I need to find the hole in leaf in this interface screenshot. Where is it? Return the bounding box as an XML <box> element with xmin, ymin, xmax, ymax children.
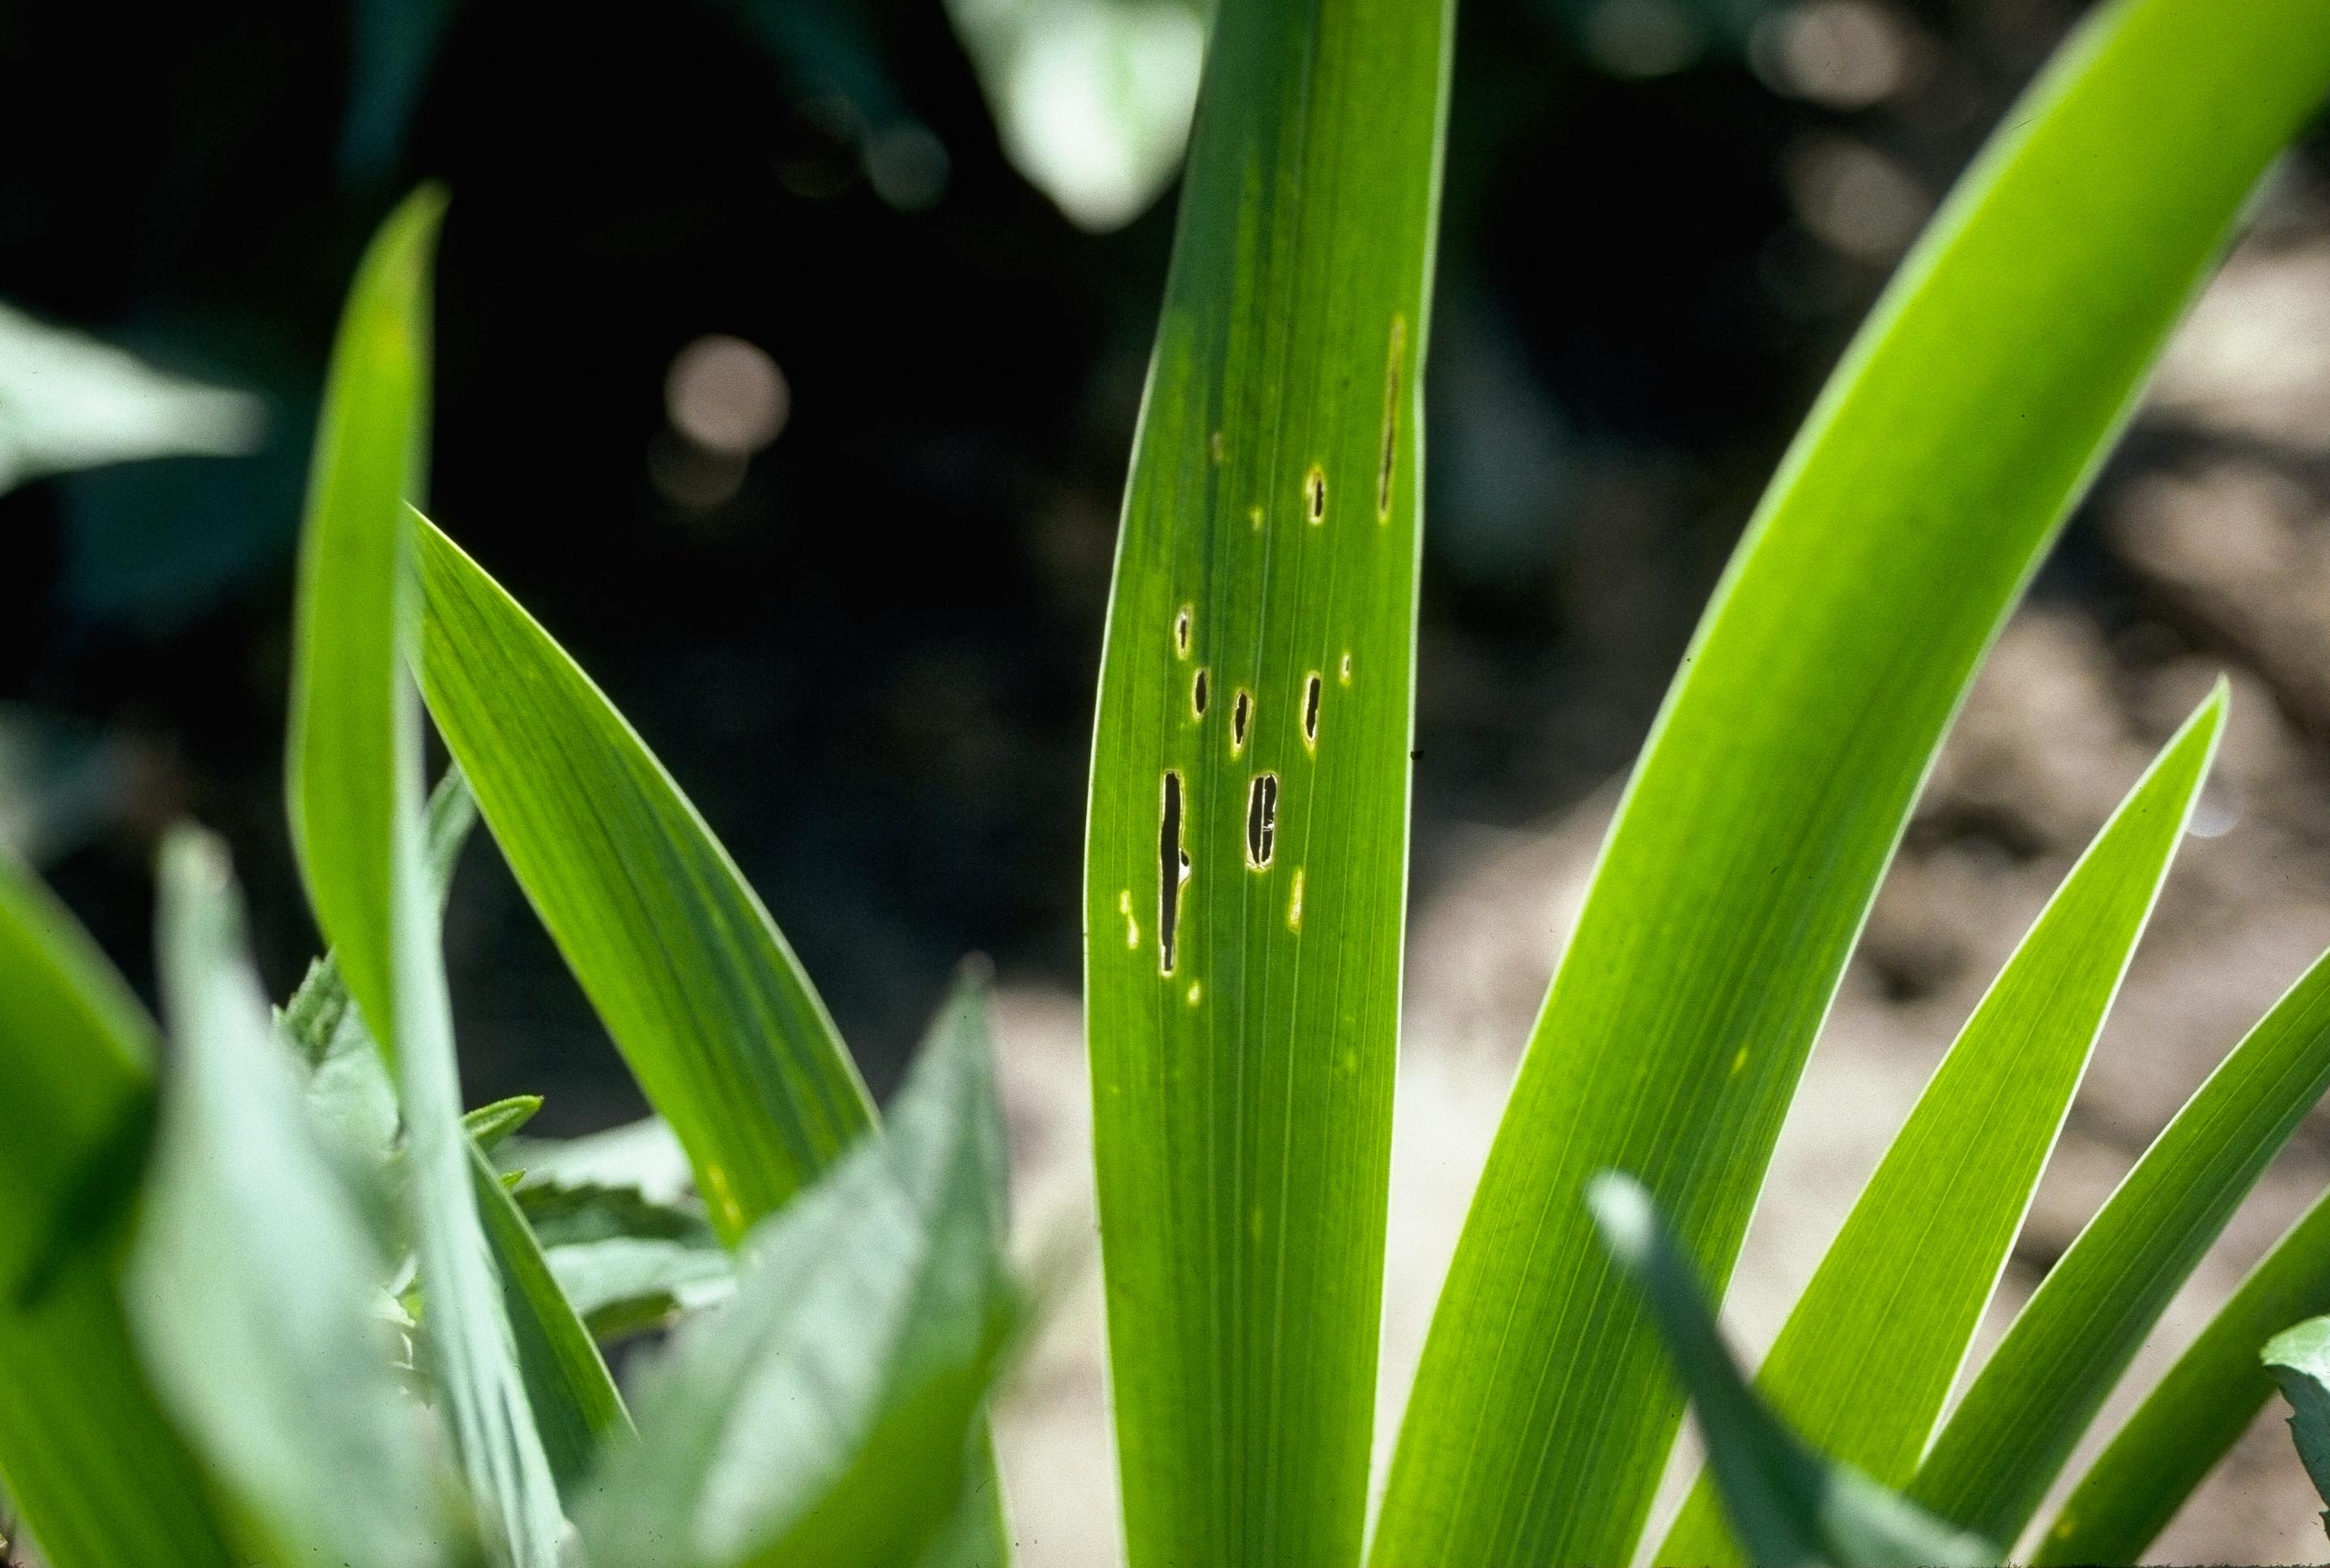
<box><xmin>1340</xmin><ymin>651</ymin><xmax>1352</xmax><ymax>685</ymax></box>
<box><xmin>1174</xmin><ymin>605</ymin><xmax>1192</xmax><ymax>658</ymax></box>
<box><xmin>1160</xmin><ymin>770</ymin><xmax>1187</xmax><ymax>974</ymax></box>
<box><xmin>1193</xmin><ymin>667</ymin><xmax>1209</xmax><ymax>718</ymax></box>
<box><xmin>1303</xmin><ymin>674</ymin><xmax>1322</xmax><ymax>749</ymax></box>
<box><xmin>1378</xmin><ymin>316</ymin><xmax>1406</xmax><ymax>521</ymax></box>
<box><xmin>1305</xmin><ymin>465</ymin><xmax>1326</xmax><ymax>525</ymax></box>
<box><xmin>1246</xmin><ymin>773</ymin><xmax>1279</xmax><ymax>868</ymax></box>
<box><xmin>1231</xmin><ymin>689</ymin><xmax>1252</xmax><ymax>754</ymax></box>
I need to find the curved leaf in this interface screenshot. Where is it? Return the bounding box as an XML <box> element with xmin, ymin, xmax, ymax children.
<box><xmin>1374</xmin><ymin>4</ymin><xmax>2330</xmax><ymax>1562</ymax></box>
<box><xmin>286</xmin><ymin>187</ymin><xmax>565</xmax><ymax>1567</ymax></box>
<box><xmin>1910</xmin><ymin>944</ymin><xmax>2330</xmax><ymax>1546</ymax></box>
<box><xmin>415</xmin><ymin>515</ymin><xmax>872</xmax><ymax>1241</ymax></box>
<box><xmin>2030</xmin><ymin>1129</ymin><xmax>2330</xmax><ymax>1562</ymax></box>
<box><xmin>1659</xmin><ymin>688</ymin><xmax>2224</xmax><ymax>1565</ymax></box>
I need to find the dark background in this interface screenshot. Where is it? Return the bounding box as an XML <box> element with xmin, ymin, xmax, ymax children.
<box><xmin>0</xmin><ymin>0</ymin><xmax>2272</xmax><ymax>1125</ymax></box>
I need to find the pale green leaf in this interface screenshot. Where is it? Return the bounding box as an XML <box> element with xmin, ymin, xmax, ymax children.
<box><xmin>0</xmin><ymin>301</ymin><xmax>264</xmax><ymax>496</ymax></box>
<box><xmin>1910</xmin><ymin>944</ymin><xmax>2330</xmax><ymax>1546</ymax></box>
<box><xmin>472</xmin><ymin>1143</ymin><xmax>632</xmax><ymax>1497</ymax></box>
<box><xmin>285</xmin><ymin>187</ymin><xmax>564</xmax><ymax>1567</ymax></box>
<box><xmin>1080</xmin><ymin>0</ymin><xmax>1450</xmax><ymax>1560</ymax></box>
<box><xmin>1659</xmin><ymin>688</ymin><xmax>2226</xmax><ymax>1566</ymax></box>
<box><xmin>415</xmin><ymin>515</ymin><xmax>872</xmax><ymax>1241</ymax></box>
<box><xmin>1588</xmin><ymin>1174</ymin><xmax>1994</xmax><ymax>1568</ymax></box>
<box><xmin>578</xmin><ymin>974</ymin><xmax>1015</xmax><ymax>1568</ymax></box>
<box><xmin>0</xmin><ymin>850</ymin><xmax>240</xmax><ymax>1568</ymax></box>
<box><xmin>2035</xmin><ymin>1182</ymin><xmax>2330</xmax><ymax>1565</ymax></box>
<box><xmin>1375</xmin><ymin>5</ymin><xmax>2330</xmax><ymax>1562</ymax></box>
<box><xmin>2264</xmin><ymin>1314</ymin><xmax>2330</xmax><ymax>1543</ymax></box>
<box><xmin>128</xmin><ymin>830</ymin><xmax>454</xmax><ymax>1568</ymax></box>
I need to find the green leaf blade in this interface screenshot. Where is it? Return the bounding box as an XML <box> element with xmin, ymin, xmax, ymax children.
<box><xmin>1374</xmin><ymin>5</ymin><xmax>2330</xmax><ymax>1562</ymax></box>
<box><xmin>130</xmin><ymin>831</ymin><xmax>453</xmax><ymax>1568</ymax></box>
<box><xmin>1080</xmin><ymin>0</ymin><xmax>1452</xmax><ymax>1561</ymax></box>
<box><xmin>579</xmin><ymin>974</ymin><xmax>1015</xmax><ymax>1568</ymax></box>
<box><xmin>1659</xmin><ymin>688</ymin><xmax>2226</xmax><ymax>1566</ymax></box>
<box><xmin>2035</xmin><ymin>1186</ymin><xmax>2330</xmax><ymax>1565</ymax></box>
<box><xmin>0</xmin><ymin>852</ymin><xmax>240</xmax><ymax>1568</ymax></box>
<box><xmin>1912</xmin><ymin>942</ymin><xmax>2330</xmax><ymax>1547</ymax></box>
<box><xmin>286</xmin><ymin>190</ymin><xmax>564</xmax><ymax>1568</ymax></box>
<box><xmin>415</xmin><ymin>515</ymin><xmax>871</xmax><ymax>1240</ymax></box>
<box><xmin>1588</xmin><ymin>1174</ymin><xmax>1995</xmax><ymax>1568</ymax></box>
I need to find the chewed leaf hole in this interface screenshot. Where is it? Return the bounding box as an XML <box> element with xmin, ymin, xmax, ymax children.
<box><xmin>1193</xmin><ymin>667</ymin><xmax>1210</xmax><ymax>718</ymax></box>
<box><xmin>1340</xmin><ymin>651</ymin><xmax>1352</xmax><ymax>685</ymax></box>
<box><xmin>1160</xmin><ymin>770</ymin><xmax>1187</xmax><ymax>974</ymax></box>
<box><xmin>1378</xmin><ymin>315</ymin><xmax>1407</xmax><ymax>521</ymax></box>
<box><xmin>1246</xmin><ymin>773</ymin><xmax>1279</xmax><ymax>868</ymax></box>
<box><xmin>1174</xmin><ymin>605</ymin><xmax>1192</xmax><ymax>658</ymax></box>
<box><xmin>1303</xmin><ymin>674</ymin><xmax>1323</xmax><ymax>749</ymax></box>
<box><xmin>1305</xmin><ymin>465</ymin><xmax>1326</xmax><ymax>525</ymax></box>
<box><xmin>1231</xmin><ymin>689</ymin><xmax>1252</xmax><ymax>754</ymax></box>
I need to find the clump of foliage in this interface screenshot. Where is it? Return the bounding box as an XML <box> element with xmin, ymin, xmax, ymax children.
<box><xmin>4</xmin><ymin>0</ymin><xmax>2330</xmax><ymax>1566</ymax></box>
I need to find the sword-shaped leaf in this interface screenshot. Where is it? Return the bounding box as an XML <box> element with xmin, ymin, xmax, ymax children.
<box><xmin>415</xmin><ymin>515</ymin><xmax>872</xmax><ymax>1242</ymax></box>
<box><xmin>1910</xmin><ymin>945</ymin><xmax>2330</xmax><ymax>1546</ymax></box>
<box><xmin>2034</xmin><ymin>1183</ymin><xmax>2330</xmax><ymax>1565</ymax></box>
<box><xmin>1659</xmin><ymin>688</ymin><xmax>2224</xmax><ymax>1566</ymax></box>
<box><xmin>1376</xmin><ymin>4</ymin><xmax>2330</xmax><ymax>1562</ymax></box>
<box><xmin>1080</xmin><ymin>0</ymin><xmax>1451</xmax><ymax>1560</ymax></box>
<box><xmin>285</xmin><ymin>186</ymin><xmax>564</xmax><ymax>1566</ymax></box>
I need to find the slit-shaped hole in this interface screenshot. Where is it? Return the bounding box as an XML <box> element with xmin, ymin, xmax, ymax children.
<box><xmin>1340</xmin><ymin>652</ymin><xmax>1352</xmax><ymax>686</ymax></box>
<box><xmin>1231</xmin><ymin>689</ymin><xmax>1252</xmax><ymax>754</ymax></box>
<box><xmin>1174</xmin><ymin>604</ymin><xmax>1192</xmax><ymax>657</ymax></box>
<box><xmin>1246</xmin><ymin>773</ymin><xmax>1279</xmax><ymax>868</ymax></box>
<box><xmin>1303</xmin><ymin>674</ymin><xmax>1323</xmax><ymax>748</ymax></box>
<box><xmin>1160</xmin><ymin>770</ymin><xmax>1186</xmax><ymax>973</ymax></box>
<box><xmin>1193</xmin><ymin>667</ymin><xmax>1210</xmax><ymax>718</ymax></box>
<box><xmin>1305</xmin><ymin>465</ymin><xmax>1326</xmax><ymax>525</ymax></box>
<box><xmin>1378</xmin><ymin>315</ymin><xmax>1407</xmax><ymax>521</ymax></box>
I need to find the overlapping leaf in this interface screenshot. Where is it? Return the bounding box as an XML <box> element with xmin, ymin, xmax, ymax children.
<box><xmin>415</xmin><ymin>516</ymin><xmax>871</xmax><ymax>1241</ymax></box>
<box><xmin>1659</xmin><ymin>688</ymin><xmax>2224</xmax><ymax>1565</ymax></box>
<box><xmin>1589</xmin><ymin>1174</ymin><xmax>1992</xmax><ymax>1568</ymax></box>
<box><xmin>581</xmin><ymin>974</ymin><xmax>1016</xmax><ymax>1568</ymax></box>
<box><xmin>2036</xmin><ymin>1182</ymin><xmax>2330</xmax><ymax>1564</ymax></box>
<box><xmin>0</xmin><ymin>850</ymin><xmax>239</xmax><ymax>1568</ymax></box>
<box><xmin>1910</xmin><ymin>943</ymin><xmax>2330</xmax><ymax>1546</ymax></box>
<box><xmin>1374</xmin><ymin>4</ymin><xmax>2330</xmax><ymax>1562</ymax></box>
<box><xmin>128</xmin><ymin>831</ymin><xmax>454</xmax><ymax>1568</ymax></box>
<box><xmin>284</xmin><ymin>186</ymin><xmax>564</xmax><ymax>1566</ymax></box>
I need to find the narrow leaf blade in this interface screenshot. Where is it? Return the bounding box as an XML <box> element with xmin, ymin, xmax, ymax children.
<box><xmin>2035</xmin><ymin>1185</ymin><xmax>2330</xmax><ymax>1565</ymax></box>
<box><xmin>1659</xmin><ymin>688</ymin><xmax>2225</xmax><ymax>1566</ymax></box>
<box><xmin>285</xmin><ymin>189</ymin><xmax>564</xmax><ymax>1567</ymax></box>
<box><xmin>415</xmin><ymin>514</ymin><xmax>872</xmax><ymax>1240</ymax></box>
<box><xmin>1588</xmin><ymin>1174</ymin><xmax>1994</xmax><ymax>1568</ymax></box>
<box><xmin>1080</xmin><ymin>0</ymin><xmax>1452</xmax><ymax>1559</ymax></box>
<box><xmin>1910</xmin><ymin>944</ymin><xmax>2330</xmax><ymax>1544</ymax></box>
<box><xmin>1375</xmin><ymin>5</ymin><xmax>2330</xmax><ymax>1562</ymax></box>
